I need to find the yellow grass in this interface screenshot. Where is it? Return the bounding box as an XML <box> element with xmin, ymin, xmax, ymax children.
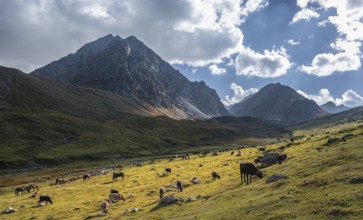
<box><xmin>1</xmin><ymin>122</ymin><xmax>363</xmax><ymax>219</ymax></box>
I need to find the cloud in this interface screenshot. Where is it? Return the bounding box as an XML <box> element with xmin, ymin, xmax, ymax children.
<box><xmin>299</xmin><ymin>51</ymin><xmax>361</xmax><ymax>76</ymax></box>
<box><xmin>297</xmin><ymin>88</ymin><xmax>363</xmax><ymax>107</ymax></box>
<box><xmin>0</xmin><ymin>0</ymin><xmax>270</xmax><ymax>72</ymax></box>
<box><xmin>290</xmin><ymin>8</ymin><xmax>320</xmax><ymax>24</ymax></box>
<box><xmin>287</xmin><ymin>39</ymin><xmax>300</xmax><ymax>45</ymax></box>
<box><xmin>235</xmin><ymin>46</ymin><xmax>291</xmax><ymax>78</ymax></box>
<box><xmin>297</xmin><ymin>88</ymin><xmax>334</xmax><ymax>105</ymax></box>
<box><xmin>295</xmin><ymin>0</ymin><xmax>363</xmax><ymax>76</ymax></box>
<box><xmin>222</xmin><ymin>83</ymin><xmax>258</xmax><ymax>106</ymax></box>
<box><xmin>209</xmin><ymin>64</ymin><xmax>226</xmax><ymax>75</ymax></box>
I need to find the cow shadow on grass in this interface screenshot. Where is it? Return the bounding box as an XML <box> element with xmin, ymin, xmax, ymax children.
<box><xmin>102</xmin><ymin>181</ymin><xmax>113</xmax><ymax>185</ymax></box>
<box><xmin>84</xmin><ymin>213</ymin><xmax>106</xmax><ymax>219</ymax></box>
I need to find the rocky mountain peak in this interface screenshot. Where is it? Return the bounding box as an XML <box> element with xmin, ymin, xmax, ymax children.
<box><xmin>320</xmin><ymin>101</ymin><xmax>349</xmax><ymax>114</ymax></box>
<box><xmin>31</xmin><ymin>34</ymin><xmax>228</xmax><ymax>119</ymax></box>
<box><xmin>229</xmin><ymin>83</ymin><xmax>327</xmax><ymax>124</ymax></box>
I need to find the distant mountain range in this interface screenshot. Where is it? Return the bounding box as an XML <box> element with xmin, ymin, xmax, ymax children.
<box><xmin>320</xmin><ymin>101</ymin><xmax>349</xmax><ymax>114</ymax></box>
<box><xmin>229</xmin><ymin>83</ymin><xmax>328</xmax><ymax>124</ymax></box>
<box><xmin>32</xmin><ymin>34</ymin><xmax>228</xmax><ymax>119</ymax></box>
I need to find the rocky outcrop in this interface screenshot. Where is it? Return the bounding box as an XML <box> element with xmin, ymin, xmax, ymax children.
<box><xmin>32</xmin><ymin>35</ymin><xmax>228</xmax><ymax>119</ymax></box>
<box><xmin>260</xmin><ymin>153</ymin><xmax>280</xmax><ymax>167</ymax></box>
<box><xmin>159</xmin><ymin>196</ymin><xmax>196</xmax><ymax>205</ymax></box>
<box><xmin>191</xmin><ymin>177</ymin><xmax>201</xmax><ymax>184</ymax></box>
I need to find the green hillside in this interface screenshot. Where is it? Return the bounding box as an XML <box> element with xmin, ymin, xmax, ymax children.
<box><xmin>0</xmin><ymin>66</ymin><xmax>284</xmax><ymax>169</ymax></box>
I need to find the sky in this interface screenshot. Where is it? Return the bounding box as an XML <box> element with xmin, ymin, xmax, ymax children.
<box><xmin>1</xmin><ymin>0</ymin><xmax>363</xmax><ymax>108</ymax></box>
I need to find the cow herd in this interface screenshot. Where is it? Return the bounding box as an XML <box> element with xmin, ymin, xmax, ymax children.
<box><xmin>12</xmin><ymin>144</ymin><xmax>289</xmax><ymax>215</ymax></box>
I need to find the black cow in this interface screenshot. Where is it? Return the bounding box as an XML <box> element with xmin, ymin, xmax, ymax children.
<box><xmin>240</xmin><ymin>163</ymin><xmax>263</xmax><ymax>184</ymax></box>
<box><xmin>176</xmin><ymin>180</ymin><xmax>183</xmax><ymax>193</ymax></box>
<box><xmin>113</xmin><ymin>172</ymin><xmax>125</xmax><ymax>181</ymax></box>
<box><xmin>165</xmin><ymin>168</ymin><xmax>172</xmax><ymax>174</ymax></box>
<box><xmin>278</xmin><ymin>154</ymin><xmax>288</xmax><ymax>164</ymax></box>
<box><xmin>111</xmin><ymin>189</ymin><xmax>119</xmax><ymax>194</ymax></box>
<box><xmin>212</xmin><ymin>171</ymin><xmax>221</xmax><ymax>181</ymax></box>
<box><xmin>83</xmin><ymin>173</ymin><xmax>91</xmax><ymax>180</ymax></box>
<box><xmin>15</xmin><ymin>186</ymin><xmax>30</xmax><ymax>196</ymax></box>
<box><xmin>39</xmin><ymin>195</ymin><xmax>53</xmax><ymax>204</ymax></box>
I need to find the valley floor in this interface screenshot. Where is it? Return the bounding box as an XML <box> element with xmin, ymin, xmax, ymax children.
<box><xmin>1</xmin><ymin>122</ymin><xmax>363</xmax><ymax>219</ymax></box>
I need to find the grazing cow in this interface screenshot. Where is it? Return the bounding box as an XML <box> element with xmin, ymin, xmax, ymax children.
<box><xmin>240</xmin><ymin>163</ymin><xmax>263</xmax><ymax>184</ymax></box>
<box><xmin>176</xmin><ymin>180</ymin><xmax>183</xmax><ymax>193</ymax></box>
<box><xmin>212</xmin><ymin>171</ymin><xmax>221</xmax><ymax>181</ymax></box>
<box><xmin>168</xmin><ymin>158</ymin><xmax>174</xmax><ymax>162</ymax></box>
<box><xmin>165</xmin><ymin>168</ymin><xmax>172</xmax><ymax>174</ymax></box>
<box><xmin>159</xmin><ymin>187</ymin><xmax>166</xmax><ymax>199</ymax></box>
<box><xmin>278</xmin><ymin>154</ymin><xmax>288</xmax><ymax>164</ymax></box>
<box><xmin>29</xmin><ymin>183</ymin><xmax>39</xmax><ymax>192</ymax></box>
<box><xmin>69</xmin><ymin>177</ymin><xmax>77</xmax><ymax>182</ymax></box>
<box><xmin>83</xmin><ymin>173</ymin><xmax>91</xmax><ymax>180</ymax></box>
<box><xmin>258</xmin><ymin>147</ymin><xmax>266</xmax><ymax>152</ymax></box>
<box><xmin>55</xmin><ymin>178</ymin><xmax>65</xmax><ymax>185</ymax></box>
<box><xmin>150</xmin><ymin>160</ymin><xmax>155</xmax><ymax>164</ymax></box>
<box><xmin>112</xmin><ymin>172</ymin><xmax>125</xmax><ymax>181</ymax></box>
<box><xmin>181</xmin><ymin>156</ymin><xmax>188</xmax><ymax>160</ymax></box>
<box><xmin>279</xmin><ymin>146</ymin><xmax>286</xmax><ymax>150</ymax></box>
<box><xmin>38</xmin><ymin>195</ymin><xmax>53</xmax><ymax>204</ymax></box>
<box><xmin>100</xmin><ymin>199</ymin><xmax>110</xmax><ymax>214</ymax></box>
<box><xmin>108</xmin><ymin>193</ymin><xmax>126</xmax><ymax>204</ymax></box>
<box><xmin>231</xmin><ymin>151</ymin><xmax>234</xmax><ymax>156</ymax></box>
<box><xmin>15</xmin><ymin>186</ymin><xmax>30</xmax><ymax>196</ymax></box>
<box><xmin>211</xmin><ymin>152</ymin><xmax>218</xmax><ymax>156</ymax></box>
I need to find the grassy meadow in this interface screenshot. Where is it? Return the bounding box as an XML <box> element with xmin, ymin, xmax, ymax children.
<box><xmin>0</xmin><ymin>122</ymin><xmax>363</xmax><ymax>220</ymax></box>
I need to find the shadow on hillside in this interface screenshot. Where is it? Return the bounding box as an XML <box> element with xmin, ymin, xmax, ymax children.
<box><xmin>84</xmin><ymin>213</ymin><xmax>106</xmax><ymax>219</ymax></box>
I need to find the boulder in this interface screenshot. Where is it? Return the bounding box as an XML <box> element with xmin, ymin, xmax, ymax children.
<box><xmin>159</xmin><ymin>196</ymin><xmax>197</xmax><ymax>205</ymax></box>
<box><xmin>2</xmin><ymin>207</ymin><xmax>16</xmax><ymax>214</ymax></box>
<box><xmin>260</xmin><ymin>153</ymin><xmax>280</xmax><ymax>167</ymax></box>
<box><xmin>191</xmin><ymin>177</ymin><xmax>201</xmax><ymax>184</ymax></box>
<box><xmin>266</xmin><ymin>174</ymin><xmax>288</xmax><ymax>183</ymax></box>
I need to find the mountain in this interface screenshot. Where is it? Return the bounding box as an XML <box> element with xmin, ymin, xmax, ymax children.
<box><xmin>31</xmin><ymin>34</ymin><xmax>228</xmax><ymax>119</ymax></box>
<box><xmin>320</xmin><ymin>101</ymin><xmax>349</xmax><ymax>114</ymax></box>
<box><xmin>229</xmin><ymin>83</ymin><xmax>328</xmax><ymax>124</ymax></box>
<box><xmin>0</xmin><ymin>66</ymin><xmax>284</xmax><ymax>169</ymax></box>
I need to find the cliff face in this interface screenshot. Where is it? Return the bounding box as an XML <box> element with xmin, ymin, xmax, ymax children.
<box><xmin>32</xmin><ymin>34</ymin><xmax>228</xmax><ymax>119</ymax></box>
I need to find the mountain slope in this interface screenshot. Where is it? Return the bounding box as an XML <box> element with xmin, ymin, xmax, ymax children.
<box><xmin>0</xmin><ymin>66</ymin><xmax>283</xmax><ymax>169</ymax></box>
<box><xmin>289</xmin><ymin>105</ymin><xmax>363</xmax><ymax>130</ymax></box>
<box><xmin>229</xmin><ymin>83</ymin><xmax>328</xmax><ymax>124</ymax></box>
<box><xmin>320</xmin><ymin>101</ymin><xmax>349</xmax><ymax>113</ymax></box>
<box><xmin>31</xmin><ymin>34</ymin><xmax>228</xmax><ymax>119</ymax></box>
